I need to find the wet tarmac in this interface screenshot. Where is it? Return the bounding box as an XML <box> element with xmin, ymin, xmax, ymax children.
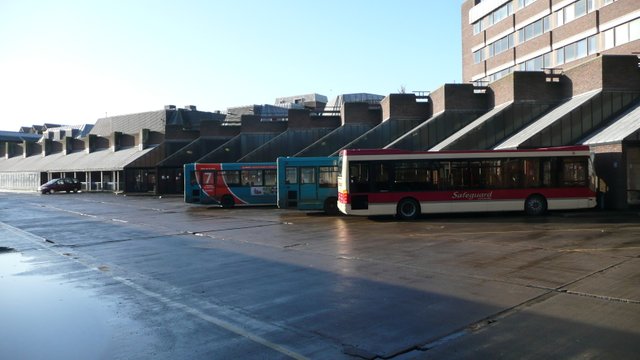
<box><xmin>1</xmin><ymin>191</ymin><xmax>639</xmax><ymax>359</ymax></box>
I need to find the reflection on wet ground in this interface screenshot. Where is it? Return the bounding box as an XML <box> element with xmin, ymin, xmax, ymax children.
<box><xmin>0</xmin><ymin>251</ymin><xmax>122</xmax><ymax>359</ymax></box>
<box><xmin>1</xmin><ymin>192</ymin><xmax>639</xmax><ymax>359</ymax></box>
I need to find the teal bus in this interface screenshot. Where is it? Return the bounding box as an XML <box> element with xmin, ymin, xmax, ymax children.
<box><xmin>276</xmin><ymin>157</ymin><xmax>340</xmax><ymax>214</ymax></box>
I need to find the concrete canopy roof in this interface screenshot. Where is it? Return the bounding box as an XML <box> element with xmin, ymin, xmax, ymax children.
<box><xmin>494</xmin><ymin>90</ymin><xmax>601</xmax><ymax>150</ymax></box>
<box><xmin>584</xmin><ymin>101</ymin><xmax>640</xmax><ymax>145</ymax></box>
<box><xmin>0</xmin><ymin>146</ymin><xmax>157</xmax><ymax>173</ymax></box>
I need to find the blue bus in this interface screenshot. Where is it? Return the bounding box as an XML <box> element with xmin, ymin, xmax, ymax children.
<box><xmin>184</xmin><ymin>162</ymin><xmax>277</xmax><ymax>207</ymax></box>
<box><xmin>276</xmin><ymin>157</ymin><xmax>340</xmax><ymax>214</ymax></box>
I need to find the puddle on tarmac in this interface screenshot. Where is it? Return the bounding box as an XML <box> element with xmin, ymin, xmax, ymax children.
<box><xmin>0</xmin><ymin>250</ymin><xmax>140</xmax><ymax>359</ymax></box>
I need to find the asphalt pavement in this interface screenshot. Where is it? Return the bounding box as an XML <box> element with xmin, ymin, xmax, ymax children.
<box><xmin>1</xmin><ymin>191</ymin><xmax>639</xmax><ymax>359</ymax></box>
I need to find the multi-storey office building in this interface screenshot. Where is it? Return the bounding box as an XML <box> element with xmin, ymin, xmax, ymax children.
<box><xmin>462</xmin><ymin>0</ymin><xmax>640</xmax><ymax>83</ymax></box>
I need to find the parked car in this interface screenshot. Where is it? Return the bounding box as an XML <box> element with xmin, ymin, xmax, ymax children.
<box><xmin>39</xmin><ymin>178</ymin><xmax>82</xmax><ymax>194</ymax></box>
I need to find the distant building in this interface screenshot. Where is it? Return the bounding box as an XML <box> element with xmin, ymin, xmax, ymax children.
<box><xmin>462</xmin><ymin>0</ymin><xmax>640</xmax><ymax>83</ymax></box>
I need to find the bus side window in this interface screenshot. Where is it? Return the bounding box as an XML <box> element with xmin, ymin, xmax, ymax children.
<box><xmin>503</xmin><ymin>159</ymin><xmax>523</xmax><ymax>188</ymax></box>
<box><xmin>221</xmin><ymin>171</ymin><xmax>240</xmax><ymax>186</ymax></box>
<box><xmin>264</xmin><ymin>169</ymin><xmax>277</xmax><ymax>186</ymax></box>
<box><xmin>542</xmin><ymin>159</ymin><xmax>557</xmax><ymax>187</ymax></box>
<box><xmin>450</xmin><ymin>161</ymin><xmax>468</xmax><ymax>189</ymax></box>
<box><xmin>285</xmin><ymin>167</ymin><xmax>297</xmax><ymax>184</ymax></box>
<box><xmin>523</xmin><ymin>159</ymin><xmax>541</xmax><ymax>187</ymax></box>
<box><xmin>469</xmin><ymin>161</ymin><xmax>482</xmax><ymax>189</ymax></box>
<box><xmin>371</xmin><ymin>162</ymin><xmax>391</xmax><ymax>192</ymax></box>
<box><xmin>319</xmin><ymin>166</ymin><xmax>338</xmax><ymax>188</ymax></box>
<box><xmin>481</xmin><ymin>160</ymin><xmax>502</xmax><ymax>189</ymax></box>
<box><xmin>350</xmin><ymin>163</ymin><xmax>369</xmax><ymax>193</ymax></box>
<box><xmin>561</xmin><ymin>158</ymin><xmax>588</xmax><ymax>187</ymax></box>
<box><xmin>300</xmin><ymin>168</ymin><xmax>315</xmax><ymax>184</ymax></box>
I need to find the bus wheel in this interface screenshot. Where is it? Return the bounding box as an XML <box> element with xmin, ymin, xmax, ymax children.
<box><xmin>323</xmin><ymin>197</ymin><xmax>339</xmax><ymax>215</ymax></box>
<box><xmin>525</xmin><ymin>195</ymin><xmax>547</xmax><ymax>216</ymax></box>
<box><xmin>397</xmin><ymin>198</ymin><xmax>420</xmax><ymax>220</ymax></box>
<box><xmin>221</xmin><ymin>195</ymin><xmax>235</xmax><ymax>208</ymax></box>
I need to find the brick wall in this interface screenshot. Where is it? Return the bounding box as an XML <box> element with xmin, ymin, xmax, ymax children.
<box><xmin>562</xmin><ymin>55</ymin><xmax>604</xmax><ymax>97</ymax></box>
<box><xmin>515</xmin><ymin>0</ymin><xmax>550</xmax><ymax>25</ymax></box>
<box><xmin>515</xmin><ymin>33</ymin><xmax>552</xmax><ymax>61</ymax></box>
<box><xmin>381</xmin><ymin>94</ymin><xmax>431</xmax><ymax>121</ymax></box>
<box><xmin>599</xmin><ymin>0</ymin><xmax>640</xmax><ymax>23</ymax></box>
<box><xmin>431</xmin><ymin>84</ymin><xmax>489</xmax><ymax>113</ymax></box>
<box><xmin>552</xmin><ymin>12</ymin><xmax>598</xmax><ymax>45</ymax></box>
<box><xmin>341</xmin><ymin>102</ymin><xmax>382</xmax><ymax>126</ymax></box>
<box><xmin>486</xmin><ymin>49</ymin><xmax>516</xmax><ymax>73</ymax></box>
<box><xmin>562</xmin><ymin>55</ymin><xmax>640</xmax><ymax>97</ymax></box>
<box><xmin>487</xmin><ymin>71</ymin><xmax>565</xmax><ymax>105</ymax></box>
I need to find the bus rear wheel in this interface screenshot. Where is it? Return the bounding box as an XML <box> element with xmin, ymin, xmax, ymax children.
<box><xmin>396</xmin><ymin>198</ymin><xmax>420</xmax><ymax>220</ymax></box>
<box><xmin>525</xmin><ymin>194</ymin><xmax>547</xmax><ymax>216</ymax></box>
<box><xmin>323</xmin><ymin>197</ymin><xmax>339</xmax><ymax>215</ymax></box>
<box><xmin>220</xmin><ymin>195</ymin><xmax>235</xmax><ymax>208</ymax></box>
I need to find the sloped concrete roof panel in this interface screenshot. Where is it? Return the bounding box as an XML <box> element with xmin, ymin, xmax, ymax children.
<box><xmin>584</xmin><ymin>102</ymin><xmax>640</xmax><ymax>145</ymax></box>
<box><xmin>494</xmin><ymin>90</ymin><xmax>601</xmax><ymax>150</ymax></box>
<box><xmin>430</xmin><ymin>103</ymin><xmax>511</xmax><ymax>151</ymax></box>
<box><xmin>0</xmin><ymin>146</ymin><xmax>157</xmax><ymax>173</ymax></box>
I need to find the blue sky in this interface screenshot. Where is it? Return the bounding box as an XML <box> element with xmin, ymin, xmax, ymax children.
<box><xmin>0</xmin><ymin>1</ymin><xmax>462</xmax><ymax>131</ymax></box>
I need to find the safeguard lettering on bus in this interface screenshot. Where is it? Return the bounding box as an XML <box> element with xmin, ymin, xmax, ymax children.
<box><xmin>451</xmin><ymin>191</ymin><xmax>493</xmax><ymax>201</ymax></box>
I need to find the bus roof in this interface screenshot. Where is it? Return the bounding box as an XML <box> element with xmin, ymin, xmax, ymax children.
<box><xmin>339</xmin><ymin>146</ymin><xmax>590</xmax><ymax>158</ymax></box>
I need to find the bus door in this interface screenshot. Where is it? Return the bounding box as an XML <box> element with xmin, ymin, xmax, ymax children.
<box><xmin>299</xmin><ymin>167</ymin><xmax>318</xmax><ymax>206</ymax></box>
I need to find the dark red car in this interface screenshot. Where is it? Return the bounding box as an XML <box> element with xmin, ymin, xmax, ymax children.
<box><xmin>39</xmin><ymin>178</ymin><xmax>82</xmax><ymax>194</ymax></box>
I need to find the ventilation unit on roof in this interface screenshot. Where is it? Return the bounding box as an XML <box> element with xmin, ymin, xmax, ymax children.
<box><xmin>165</xmin><ymin>105</ymin><xmax>176</xmax><ymax>110</ymax></box>
<box><xmin>544</xmin><ymin>68</ymin><xmax>563</xmax><ymax>83</ymax></box>
<box><xmin>184</xmin><ymin>105</ymin><xmax>197</xmax><ymax>111</ymax></box>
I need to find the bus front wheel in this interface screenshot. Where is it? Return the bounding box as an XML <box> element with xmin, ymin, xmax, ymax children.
<box><xmin>525</xmin><ymin>194</ymin><xmax>547</xmax><ymax>216</ymax></box>
<box><xmin>396</xmin><ymin>198</ymin><xmax>420</xmax><ymax>220</ymax></box>
<box><xmin>220</xmin><ymin>195</ymin><xmax>235</xmax><ymax>208</ymax></box>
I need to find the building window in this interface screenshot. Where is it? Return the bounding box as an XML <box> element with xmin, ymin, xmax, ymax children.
<box><xmin>474</xmin><ymin>48</ymin><xmax>485</xmax><ymax>64</ymax></box>
<box><xmin>557</xmin><ymin>10</ymin><xmax>564</xmax><ymax>27</ymax></box>
<box><xmin>556</xmin><ymin>47</ymin><xmax>565</xmax><ymax>64</ymax></box>
<box><xmin>488</xmin><ymin>33</ymin><xmax>514</xmax><ymax>57</ymax></box>
<box><xmin>555</xmin><ymin>35</ymin><xmax>597</xmax><ymax>66</ymax></box>
<box><xmin>631</xmin><ymin>18</ymin><xmax>640</xmax><ymax>42</ymax></box>
<box><xmin>487</xmin><ymin>66</ymin><xmax>515</xmax><ymax>82</ymax></box>
<box><xmin>518</xmin><ymin>0</ymin><xmax>536</xmax><ymax>9</ymax></box>
<box><xmin>520</xmin><ymin>54</ymin><xmax>547</xmax><ymax>71</ymax></box>
<box><xmin>615</xmin><ymin>23</ymin><xmax>630</xmax><ymax>45</ymax></box>
<box><xmin>602</xmin><ymin>18</ymin><xmax>640</xmax><ymax>50</ymax></box>
<box><xmin>518</xmin><ymin>16</ymin><xmax>551</xmax><ymax>44</ymax></box>
<box><xmin>575</xmin><ymin>0</ymin><xmax>587</xmax><ymax>18</ymax></box>
<box><xmin>491</xmin><ymin>2</ymin><xmax>513</xmax><ymax>25</ymax></box>
<box><xmin>588</xmin><ymin>35</ymin><xmax>598</xmax><ymax>54</ymax></box>
<box><xmin>473</xmin><ymin>21</ymin><xmax>484</xmax><ymax>35</ymax></box>
<box><xmin>604</xmin><ymin>28</ymin><xmax>615</xmax><ymax>50</ymax></box>
<box><xmin>556</xmin><ymin>0</ymin><xmax>595</xmax><ymax>27</ymax></box>
<box><xmin>477</xmin><ymin>2</ymin><xmax>514</xmax><ymax>33</ymax></box>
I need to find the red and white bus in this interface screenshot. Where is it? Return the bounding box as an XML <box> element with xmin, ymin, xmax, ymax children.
<box><xmin>337</xmin><ymin>146</ymin><xmax>597</xmax><ymax>219</ymax></box>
